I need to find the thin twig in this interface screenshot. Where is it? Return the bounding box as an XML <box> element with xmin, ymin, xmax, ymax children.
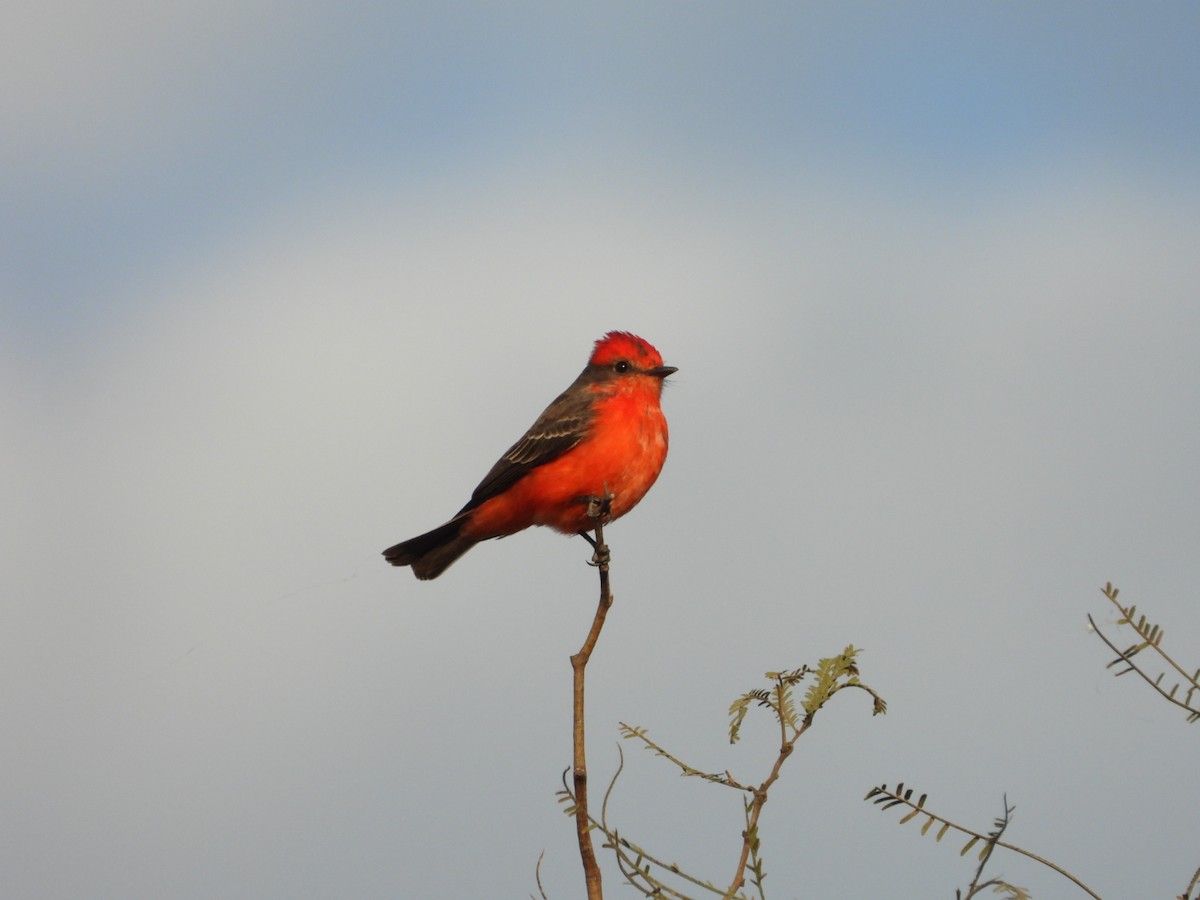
<box><xmin>560</xmin><ymin>764</ymin><xmax>733</xmax><ymax>898</ymax></box>
<box><xmin>961</xmin><ymin>796</ymin><xmax>1012</xmax><ymax>898</ymax></box>
<box><xmin>1088</xmin><ymin>614</ymin><xmax>1200</xmax><ymax>719</ymax></box>
<box><xmin>1179</xmin><ymin>863</ymin><xmax>1200</xmax><ymax>900</ymax></box>
<box><xmin>868</xmin><ymin>785</ymin><xmax>1101</xmax><ymax>899</ymax></box>
<box><xmin>618</xmin><ymin>723</ymin><xmax>752</xmax><ymax>790</ymax></box>
<box><xmin>571</xmin><ymin>494</ymin><xmax>614</xmax><ymax>900</ymax></box>
<box><xmin>600</xmin><ymin>747</ymin><xmax>727</xmax><ymax>897</ymax></box>
<box><xmin>723</xmin><ymin>675</ymin><xmax>814</xmax><ymax>899</ymax></box>
<box><xmin>1099</xmin><ymin>583</ymin><xmax>1199</xmax><ymax>690</ymax></box>
<box><xmin>533</xmin><ymin>850</ymin><xmax>549</xmax><ymax>900</ymax></box>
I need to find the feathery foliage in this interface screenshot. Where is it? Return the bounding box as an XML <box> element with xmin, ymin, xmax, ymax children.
<box><xmin>545</xmin><ymin>581</ymin><xmax>1198</xmax><ymax>897</ymax></box>
<box><xmin>865</xmin><ymin>783</ymin><xmax>1098</xmax><ymax>899</ymax></box>
<box><xmin>728</xmin><ymin>648</ymin><xmax>886</xmax><ymax>745</ymax></box>
<box><xmin>552</xmin><ymin>648</ymin><xmax>885</xmax><ymax>899</ymax></box>
<box><xmin>1088</xmin><ymin>582</ymin><xmax>1200</xmax><ymax>723</ymax></box>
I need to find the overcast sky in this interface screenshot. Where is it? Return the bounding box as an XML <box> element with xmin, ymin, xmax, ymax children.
<box><xmin>5</xmin><ymin>4</ymin><xmax>1200</xmax><ymax>898</ymax></box>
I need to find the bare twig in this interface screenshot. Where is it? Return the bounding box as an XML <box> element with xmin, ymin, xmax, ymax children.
<box><xmin>600</xmin><ymin>747</ymin><xmax>728</xmax><ymax>898</ymax></box>
<box><xmin>1179</xmin><ymin>863</ymin><xmax>1200</xmax><ymax>900</ymax></box>
<box><xmin>532</xmin><ymin>850</ymin><xmax>549</xmax><ymax>900</ymax></box>
<box><xmin>618</xmin><ymin>723</ymin><xmax>752</xmax><ymax>791</ymax></box>
<box><xmin>560</xmin><ymin>763</ymin><xmax>734</xmax><ymax>898</ymax></box>
<box><xmin>571</xmin><ymin>493</ymin><xmax>615</xmax><ymax>900</ymax></box>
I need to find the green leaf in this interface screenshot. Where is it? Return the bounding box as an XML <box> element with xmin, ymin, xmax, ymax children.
<box><xmin>728</xmin><ymin>696</ymin><xmax>752</xmax><ymax>744</ymax></box>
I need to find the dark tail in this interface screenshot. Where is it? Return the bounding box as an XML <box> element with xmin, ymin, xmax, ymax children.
<box><xmin>383</xmin><ymin>517</ymin><xmax>477</xmax><ymax>580</ymax></box>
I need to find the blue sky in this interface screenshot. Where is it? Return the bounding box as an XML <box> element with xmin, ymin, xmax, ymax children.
<box><xmin>5</xmin><ymin>4</ymin><xmax>1200</xmax><ymax>898</ymax></box>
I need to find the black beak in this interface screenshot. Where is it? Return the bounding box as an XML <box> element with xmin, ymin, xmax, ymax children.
<box><xmin>648</xmin><ymin>365</ymin><xmax>678</xmax><ymax>379</ymax></box>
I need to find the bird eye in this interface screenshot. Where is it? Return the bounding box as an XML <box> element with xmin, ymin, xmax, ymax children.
<box><xmin>614</xmin><ymin>360</ymin><xmax>631</xmax><ymax>373</ymax></box>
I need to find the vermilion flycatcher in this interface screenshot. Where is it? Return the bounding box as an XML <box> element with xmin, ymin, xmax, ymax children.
<box><xmin>383</xmin><ymin>331</ymin><xmax>676</xmax><ymax>579</ymax></box>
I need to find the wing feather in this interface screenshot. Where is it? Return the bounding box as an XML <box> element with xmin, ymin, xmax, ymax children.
<box><xmin>458</xmin><ymin>379</ymin><xmax>596</xmax><ymax>513</ymax></box>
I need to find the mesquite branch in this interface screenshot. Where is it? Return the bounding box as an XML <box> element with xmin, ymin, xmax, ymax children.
<box><xmin>571</xmin><ymin>493</ymin><xmax>615</xmax><ymax>900</ymax></box>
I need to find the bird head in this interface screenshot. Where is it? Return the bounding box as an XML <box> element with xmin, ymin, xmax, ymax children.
<box><xmin>588</xmin><ymin>331</ymin><xmax>678</xmax><ymax>380</ymax></box>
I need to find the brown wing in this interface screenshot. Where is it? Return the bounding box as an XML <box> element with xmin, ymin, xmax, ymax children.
<box><xmin>457</xmin><ymin>376</ymin><xmax>596</xmax><ymax>514</ymax></box>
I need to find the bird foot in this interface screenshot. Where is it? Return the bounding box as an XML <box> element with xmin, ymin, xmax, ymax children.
<box><xmin>584</xmin><ymin>492</ymin><xmax>613</xmax><ymax>521</ymax></box>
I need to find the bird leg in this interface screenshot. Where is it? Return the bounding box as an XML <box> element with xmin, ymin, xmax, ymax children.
<box><xmin>578</xmin><ymin>528</ymin><xmax>611</xmax><ymax>567</ymax></box>
<box><xmin>580</xmin><ymin>492</ymin><xmax>614</xmax><ymax>567</ymax></box>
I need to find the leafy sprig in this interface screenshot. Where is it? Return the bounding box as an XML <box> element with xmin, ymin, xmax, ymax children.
<box><xmin>865</xmin><ymin>783</ymin><xmax>1099</xmax><ymax>899</ymax></box>
<box><xmin>552</xmin><ymin>648</ymin><xmax>884</xmax><ymax>899</ymax></box>
<box><xmin>1089</xmin><ymin>583</ymin><xmax>1200</xmax><ymax>723</ymax></box>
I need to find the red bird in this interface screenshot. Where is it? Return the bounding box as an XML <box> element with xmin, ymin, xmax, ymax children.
<box><xmin>384</xmin><ymin>331</ymin><xmax>677</xmax><ymax>579</ymax></box>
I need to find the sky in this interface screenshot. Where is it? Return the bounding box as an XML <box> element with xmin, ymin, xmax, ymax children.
<box><xmin>5</xmin><ymin>3</ymin><xmax>1200</xmax><ymax>898</ymax></box>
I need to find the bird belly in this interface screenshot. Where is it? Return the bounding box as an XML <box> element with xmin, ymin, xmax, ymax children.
<box><xmin>464</xmin><ymin>402</ymin><xmax>669</xmax><ymax>538</ymax></box>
